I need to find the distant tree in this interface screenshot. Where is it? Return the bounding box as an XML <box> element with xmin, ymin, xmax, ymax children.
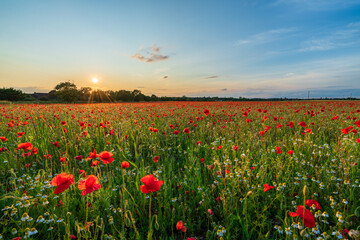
<box><xmin>117</xmin><ymin>90</ymin><xmax>133</xmax><ymax>102</ymax></box>
<box><xmin>0</xmin><ymin>87</ymin><xmax>26</xmax><ymax>101</ymax></box>
<box><xmin>150</xmin><ymin>94</ymin><xmax>159</xmax><ymax>101</ymax></box>
<box><xmin>54</xmin><ymin>81</ymin><xmax>79</xmax><ymax>103</ymax></box>
<box><xmin>79</xmin><ymin>87</ymin><xmax>92</xmax><ymax>101</ymax></box>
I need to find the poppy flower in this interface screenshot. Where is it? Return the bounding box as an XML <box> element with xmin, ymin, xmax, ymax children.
<box><xmin>74</xmin><ymin>155</ymin><xmax>83</xmax><ymax>161</ymax></box>
<box><xmin>140</xmin><ymin>174</ymin><xmax>163</xmax><ymax>194</ymax></box>
<box><xmin>275</xmin><ymin>146</ymin><xmax>282</xmax><ymax>154</ymax></box>
<box><xmin>289</xmin><ymin>205</ymin><xmax>316</xmax><ymax>228</ymax></box>
<box><xmin>98</xmin><ymin>151</ymin><xmax>114</xmax><ymax>164</ymax></box>
<box><xmin>17</xmin><ymin>132</ymin><xmax>25</xmax><ymax>138</ymax></box>
<box><xmin>176</xmin><ymin>220</ymin><xmax>186</xmax><ymax>232</ymax></box>
<box><xmin>0</xmin><ymin>136</ymin><xmax>8</xmax><ymax>142</ymax></box>
<box><xmin>183</xmin><ymin>128</ymin><xmax>190</xmax><ymax>134</ymax></box>
<box><xmin>121</xmin><ymin>161</ymin><xmax>130</xmax><ymax>168</ymax></box>
<box><xmin>299</xmin><ymin>122</ymin><xmax>307</xmax><ymax>127</ymax></box>
<box><xmin>32</xmin><ymin>147</ymin><xmax>37</xmax><ymax>155</ymax></box>
<box><xmin>16</xmin><ymin>142</ymin><xmax>33</xmax><ymax>151</ymax></box>
<box><xmin>204</xmin><ymin>109</ymin><xmax>210</xmax><ymax>116</ymax></box>
<box><xmin>86</xmin><ymin>149</ymin><xmax>98</xmax><ymax>161</ymax></box>
<box><xmin>153</xmin><ymin>156</ymin><xmax>160</xmax><ymax>163</ymax></box>
<box><xmin>51</xmin><ymin>172</ymin><xmax>74</xmax><ymax>194</ymax></box>
<box><xmin>78</xmin><ymin>175</ymin><xmax>101</xmax><ymax>196</ymax></box>
<box><xmin>51</xmin><ymin>141</ymin><xmax>60</xmax><ymax>147</ymax></box>
<box><xmin>288</xmin><ymin>150</ymin><xmax>294</xmax><ymax>155</ymax></box>
<box><xmin>1</xmin><ymin>147</ymin><xmax>9</xmax><ymax>152</ymax></box>
<box><xmin>305</xmin><ymin>199</ymin><xmax>321</xmax><ymax>210</ymax></box>
<box><xmin>263</xmin><ymin>183</ymin><xmax>275</xmax><ymax>192</ymax></box>
<box><xmin>91</xmin><ymin>160</ymin><xmax>100</xmax><ymax>167</ymax></box>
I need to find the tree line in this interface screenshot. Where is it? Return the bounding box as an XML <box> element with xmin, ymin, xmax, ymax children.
<box><xmin>1</xmin><ymin>81</ymin><xmax>358</xmax><ymax>102</ymax></box>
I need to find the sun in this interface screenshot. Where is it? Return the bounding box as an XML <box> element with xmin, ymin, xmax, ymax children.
<box><xmin>92</xmin><ymin>78</ymin><xmax>98</xmax><ymax>83</ymax></box>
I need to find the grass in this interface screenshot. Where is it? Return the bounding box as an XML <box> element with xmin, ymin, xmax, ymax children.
<box><xmin>0</xmin><ymin>101</ymin><xmax>359</xmax><ymax>239</ymax></box>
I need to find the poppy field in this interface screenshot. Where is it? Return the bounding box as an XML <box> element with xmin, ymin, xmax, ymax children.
<box><xmin>1</xmin><ymin>101</ymin><xmax>360</xmax><ymax>239</ymax></box>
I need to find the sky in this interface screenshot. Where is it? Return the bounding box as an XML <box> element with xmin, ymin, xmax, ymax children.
<box><xmin>0</xmin><ymin>0</ymin><xmax>360</xmax><ymax>98</ymax></box>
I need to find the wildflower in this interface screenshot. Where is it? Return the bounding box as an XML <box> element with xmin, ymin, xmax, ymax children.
<box><xmin>78</xmin><ymin>175</ymin><xmax>101</xmax><ymax>195</ymax></box>
<box><xmin>153</xmin><ymin>156</ymin><xmax>160</xmax><ymax>163</ymax></box>
<box><xmin>121</xmin><ymin>161</ymin><xmax>130</xmax><ymax>168</ymax></box>
<box><xmin>51</xmin><ymin>172</ymin><xmax>74</xmax><ymax>194</ymax></box>
<box><xmin>204</xmin><ymin>109</ymin><xmax>210</xmax><ymax>116</ymax></box>
<box><xmin>98</xmin><ymin>151</ymin><xmax>114</xmax><ymax>164</ymax></box>
<box><xmin>21</xmin><ymin>213</ymin><xmax>29</xmax><ymax>221</ymax></box>
<box><xmin>86</xmin><ymin>149</ymin><xmax>98</xmax><ymax>161</ymax></box>
<box><xmin>176</xmin><ymin>220</ymin><xmax>186</xmax><ymax>232</ymax></box>
<box><xmin>305</xmin><ymin>199</ymin><xmax>321</xmax><ymax>210</ymax></box>
<box><xmin>263</xmin><ymin>183</ymin><xmax>275</xmax><ymax>192</ymax></box>
<box><xmin>140</xmin><ymin>175</ymin><xmax>163</xmax><ymax>193</ymax></box>
<box><xmin>289</xmin><ymin>205</ymin><xmax>316</xmax><ymax>228</ymax></box>
<box><xmin>16</xmin><ymin>142</ymin><xmax>33</xmax><ymax>151</ymax></box>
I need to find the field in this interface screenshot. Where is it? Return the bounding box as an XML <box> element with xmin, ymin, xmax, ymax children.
<box><xmin>1</xmin><ymin>101</ymin><xmax>359</xmax><ymax>240</ymax></box>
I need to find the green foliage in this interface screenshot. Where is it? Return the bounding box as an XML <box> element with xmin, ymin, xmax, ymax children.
<box><xmin>53</xmin><ymin>81</ymin><xmax>79</xmax><ymax>103</ymax></box>
<box><xmin>0</xmin><ymin>87</ymin><xmax>26</xmax><ymax>101</ymax></box>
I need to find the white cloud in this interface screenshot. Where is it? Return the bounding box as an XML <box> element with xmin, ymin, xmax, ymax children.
<box><xmin>236</xmin><ymin>27</ymin><xmax>298</xmax><ymax>46</ymax></box>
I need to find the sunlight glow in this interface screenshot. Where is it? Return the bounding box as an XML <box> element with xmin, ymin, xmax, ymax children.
<box><xmin>92</xmin><ymin>78</ymin><xmax>98</xmax><ymax>83</ymax></box>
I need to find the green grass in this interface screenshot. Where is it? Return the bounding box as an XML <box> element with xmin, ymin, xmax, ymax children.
<box><xmin>0</xmin><ymin>101</ymin><xmax>359</xmax><ymax>239</ymax></box>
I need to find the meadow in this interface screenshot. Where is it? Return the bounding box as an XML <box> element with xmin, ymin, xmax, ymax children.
<box><xmin>0</xmin><ymin>101</ymin><xmax>359</xmax><ymax>240</ymax></box>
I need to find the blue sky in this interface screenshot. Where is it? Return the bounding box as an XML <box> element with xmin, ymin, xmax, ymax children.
<box><xmin>0</xmin><ymin>0</ymin><xmax>360</xmax><ymax>98</ymax></box>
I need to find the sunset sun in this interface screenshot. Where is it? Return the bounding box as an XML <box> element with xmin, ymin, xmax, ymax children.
<box><xmin>92</xmin><ymin>78</ymin><xmax>98</xmax><ymax>83</ymax></box>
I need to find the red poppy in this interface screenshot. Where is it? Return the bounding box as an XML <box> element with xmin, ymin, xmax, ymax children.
<box><xmin>288</xmin><ymin>150</ymin><xmax>294</xmax><ymax>155</ymax></box>
<box><xmin>140</xmin><ymin>174</ymin><xmax>163</xmax><ymax>193</ymax></box>
<box><xmin>32</xmin><ymin>147</ymin><xmax>37</xmax><ymax>156</ymax></box>
<box><xmin>51</xmin><ymin>172</ymin><xmax>74</xmax><ymax>194</ymax></box>
<box><xmin>289</xmin><ymin>205</ymin><xmax>316</xmax><ymax>228</ymax></box>
<box><xmin>78</xmin><ymin>175</ymin><xmax>101</xmax><ymax>196</ymax></box>
<box><xmin>357</xmin><ymin>139</ymin><xmax>360</xmax><ymax>144</ymax></box>
<box><xmin>0</xmin><ymin>136</ymin><xmax>8</xmax><ymax>142</ymax></box>
<box><xmin>51</xmin><ymin>141</ymin><xmax>60</xmax><ymax>147</ymax></box>
<box><xmin>91</xmin><ymin>160</ymin><xmax>100</xmax><ymax>167</ymax></box>
<box><xmin>233</xmin><ymin>145</ymin><xmax>239</xmax><ymax>151</ymax></box>
<box><xmin>121</xmin><ymin>161</ymin><xmax>130</xmax><ymax>168</ymax></box>
<box><xmin>98</xmin><ymin>151</ymin><xmax>114</xmax><ymax>164</ymax></box>
<box><xmin>204</xmin><ymin>109</ymin><xmax>210</xmax><ymax>116</ymax></box>
<box><xmin>275</xmin><ymin>146</ymin><xmax>281</xmax><ymax>154</ymax></box>
<box><xmin>299</xmin><ymin>122</ymin><xmax>307</xmax><ymax>127</ymax></box>
<box><xmin>74</xmin><ymin>155</ymin><xmax>83</xmax><ymax>161</ymax></box>
<box><xmin>16</xmin><ymin>142</ymin><xmax>33</xmax><ymax>151</ymax></box>
<box><xmin>0</xmin><ymin>147</ymin><xmax>8</xmax><ymax>152</ymax></box>
<box><xmin>305</xmin><ymin>199</ymin><xmax>321</xmax><ymax>210</ymax></box>
<box><xmin>304</xmin><ymin>128</ymin><xmax>312</xmax><ymax>134</ymax></box>
<box><xmin>263</xmin><ymin>183</ymin><xmax>275</xmax><ymax>192</ymax></box>
<box><xmin>176</xmin><ymin>220</ymin><xmax>186</xmax><ymax>232</ymax></box>
<box><xmin>17</xmin><ymin>132</ymin><xmax>25</xmax><ymax>138</ymax></box>
<box><xmin>183</xmin><ymin>128</ymin><xmax>190</xmax><ymax>134</ymax></box>
<box><xmin>153</xmin><ymin>156</ymin><xmax>160</xmax><ymax>162</ymax></box>
<box><xmin>86</xmin><ymin>149</ymin><xmax>98</xmax><ymax>161</ymax></box>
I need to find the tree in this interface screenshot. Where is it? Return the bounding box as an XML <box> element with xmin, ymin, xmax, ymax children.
<box><xmin>54</xmin><ymin>81</ymin><xmax>79</xmax><ymax>103</ymax></box>
<box><xmin>0</xmin><ymin>87</ymin><xmax>26</xmax><ymax>101</ymax></box>
<box><xmin>79</xmin><ymin>87</ymin><xmax>92</xmax><ymax>101</ymax></box>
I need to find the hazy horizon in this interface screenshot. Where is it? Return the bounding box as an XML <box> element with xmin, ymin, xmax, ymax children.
<box><xmin>1</xmin><ymin>0</ymin><xmax>360</xmax><ymax>98</ymax></box>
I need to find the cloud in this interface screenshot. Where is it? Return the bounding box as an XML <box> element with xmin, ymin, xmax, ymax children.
<box><xmin>298</xmin><ymin>23</ymin><xmax>360</xmax><ymax>52</ymax></box>
<box><xmin>236</xmin><ymin>27</ymin><xmax>298</xmax><ymax>45</ymax></box>
<box><xmin>132</xmin><ymin>45</ymin><xmax>169</xmax><ymax>63</ymax></box>
<box><xmin>204</xmin><ymin>75</ymin><xmax>219</xmax><ymax>79</ymax></box>
<box><xmin>13</xmin><ymin>86</ymin><xmax>50</xmax><ymax>93</ymax></box>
